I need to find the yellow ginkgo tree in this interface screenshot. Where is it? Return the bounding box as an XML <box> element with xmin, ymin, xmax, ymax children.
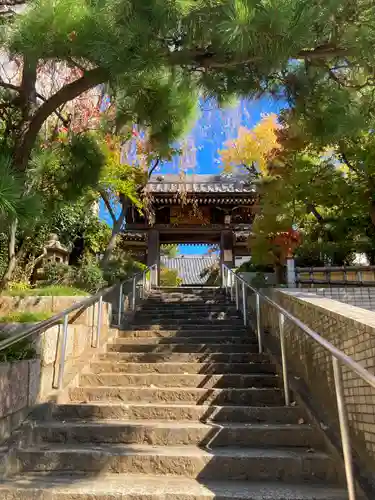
<box><xmin>220</xmin><ymin>114</ymin><xmax>281</xmax><ymax>177</ymax></box>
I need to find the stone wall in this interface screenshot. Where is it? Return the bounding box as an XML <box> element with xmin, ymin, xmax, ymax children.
<box><xmin>0</xmin><ymin>360</ymin><xmax>40</xmax><ymax>445</ymax></box>
<box><xmin>0</xmin><ymin>293</ymin><xmax>122</xmax><ymax>445</ymax></box>
<box><xmin>260</xmin><ymin>289</ymin><xmax>375</xmax><ymax>492</ymax></box>
<box><xmin>0</xmin><ymin>296</ymin><xmax>89</xmax><ymax>316</ymax></box>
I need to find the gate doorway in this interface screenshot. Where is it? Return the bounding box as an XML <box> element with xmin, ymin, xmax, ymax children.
<box><xmin>160</xmin><ymin>245</ymin><xmax>219</xmax><ymax>286</ymax></box>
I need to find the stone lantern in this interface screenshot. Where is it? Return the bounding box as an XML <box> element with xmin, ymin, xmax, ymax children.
<box><xmin>44</xmin><ymin>234</ymin><xmax>69</xmax><ymax>264</ymax></box>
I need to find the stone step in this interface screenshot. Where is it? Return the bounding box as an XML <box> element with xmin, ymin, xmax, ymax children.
<box><xmin>152</xmin><ymin>287</ymin><xmax>222</xmax><ymax>293</ymax></box>
<box><xmin>106</xmin><ymin>343</ymin><xmax>260</xmax><ymax>353</ymax></box>
<box><xmin>135</xmin><ymin>311</ymin><xmax>240</xmax><ymax>320</ymax></box>
<box><xmin>27</xmin><ymin>420</ymin><xmax>321</xmax><ymax>448</ymax></box>
<box><xmin>139</xmin><ymin>304</ymin><xmax>237</xmax><ymax>312</ymax></box>
<box><xmin>98</xmin><ymin>352</ymin><xmax>267</xmax><ymax>363</ymax></box>
<box><xmin>79</xmin><ymin>373</ymin><xmax>278</xmax><ymax>389</ymax></box>
<box><xmin>88</xmin><ymin>361</ymin><xmax>275</xmax><ymax>374</ymax></box>
<box><xmin>126</xmin><ymin>323</ymin><xmax>247</xmax><ymax>331</ymax></box>
<box><xmin>0</xmin><ymin>474</ymin><xmax>348</xmax><ymax>500</ymax></box>
<box><xmin>137</xmin><ymin>308</ymin><xmax>238</xmax><ymax>315</ymax></box>
<box><xmin>149</xmin><ymin>293</ymin><xmax>224</xmax><ymax>298</ymax></box>
<box><xmin>118</xmin><ymin>329</ymin><xmax>250</xmax><ymax>338</ymax></box>
<box><xmin>142</xmin><ymin>299</ymin><xmax>232</xmax><ymax>304</ymax></box>
<box><xmin>15</xmin><ymin>444</ymin><xmax>338</xmax><ymax>482</ymax></box>
<box><xmin>48</xmin><ymin>404</ymin><xmax>307</xmax><ymax>424</ymax></box>
<box><xmin>146</xmin><ymin>292</ymin><xmax>225</xmax><ymax>298</ymax></box>
<box><xmin>111</xmin><ymin>336</ymin><xmax>254</xmax><ymax>345</ymax></box>
<box><xmin>132</xmin><ymin>318</ymin><xmax>244</xmax><ymax>326</ymax></box>
<box><xmin>68</xmin><ymin>386</ymin><xmax>283</xmax><ymax>405</ymax></box>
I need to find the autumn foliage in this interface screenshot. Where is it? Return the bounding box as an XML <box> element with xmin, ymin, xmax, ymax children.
<box><xmin>220</xmin><ymin>114</ymin><xmax>281</xmax><ymax>175</ymax></box>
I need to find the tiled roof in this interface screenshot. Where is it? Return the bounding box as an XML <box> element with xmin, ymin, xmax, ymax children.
<box><xmin>161</xmin><ymin>255</ymin><xmax>219</xmax><ymax>285</ymax></box>
<box><xmin>147</xmin><ymin>174</ymin><xmax>255</xmax><ymax>194</ymax></box>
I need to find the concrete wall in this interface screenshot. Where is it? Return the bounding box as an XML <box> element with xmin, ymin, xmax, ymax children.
<box><xmin>260</xmin><ymin>289</ymin><xmax>375</xmax><ymax>492</ymax></box>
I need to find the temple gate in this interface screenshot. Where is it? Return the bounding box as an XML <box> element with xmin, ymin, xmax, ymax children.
<box><xmin>121</xmin><ymin>174</ymin><xmax>256</xmax><ymax>284</ymax></box>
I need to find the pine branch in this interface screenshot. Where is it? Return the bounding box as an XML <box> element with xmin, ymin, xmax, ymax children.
<box><xmin>0</xmin><ymin>80</ymin><xmax>20</xmax><ymax>92</ymax></box>
<box><xmin>35</xmin><ymin>92</ymin><xmax>70</xmax><ymax>126</ymax></box>
<box><xmin>297</xmin><ymin>47</ymin><xmax>354</xmax><ymax>60</ymax></box>
<box><xmin>15</xmin><ymin>67</ymin><xmax>108</xmax><ymax>172</ymax></box>
<box><xmin>169</xmin><ymin>45</ymin><xmax>354</xmax><ymax>70</ymax></box>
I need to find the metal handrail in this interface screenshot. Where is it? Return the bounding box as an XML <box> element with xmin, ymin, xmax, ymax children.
<box><xmin>222</xmin><ymin>264</ymin><xmax>373</xmax><ymax>500</ymax></box>
<box><xmin>0</xmin><ymin>264</ymin><xmax>157</xmax><ymax>388</ymax></box>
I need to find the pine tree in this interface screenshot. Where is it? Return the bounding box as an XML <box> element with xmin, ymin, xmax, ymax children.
<box><xmin>1</xmin><ymin>0</ymin><xmax>373</xmax><ymax>174</ymax></box>
<box><xmin>1</xmin><ymin>0</ymin><xmax>375</xmax><ymax>283</ymax></box>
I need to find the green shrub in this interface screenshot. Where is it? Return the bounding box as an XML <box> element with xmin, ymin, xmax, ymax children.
<box><xmin>236</xmin><ymin>261</ymin><xmax>275</xmax><ymax>273</ymax></box>
<box><xmin>160</xmin><ymin>267</ymin><xmax>182</xmax><ymax>287</ymax></box>
<box><xmin>74</xmin><ymin>259</ymin><xmax>106</xmax><ymax>293</ymax></box>
<box><xmin>249</xmin><ymin>272</ymin><xmax>272</xmax><ymax>289</ymax></box>
<box><xmin>7</xmin><ymin>281</ymin><xmax>31</xmax><ymax>293</ymax></box>
<box><xmin>0</xmin><ymin>335</ymin><xmax>37</xmax><ymax>362</ymax></box>
<box><xmin>0</xmin><ymin>311</ymin><xmax>53</xmax><ymax>323</ymax></box>
<box><xmin>39</xmin><ymin>259</ymin><xmax>104</xmax><ymax>293</ymax></box>
<box><xmin>102</xmin><ymin>256</ymin><xmax>145</xmax><ymax>285</ymax></box>
<box><xmin>43</xmin><ymin>262</ymin><xmax>73</xmax><ymax>286</ymax></box>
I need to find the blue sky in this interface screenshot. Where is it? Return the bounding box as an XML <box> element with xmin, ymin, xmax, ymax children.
<box><xmin>99</xmin><ymin>96</ymin><xmax>286</xmax><ymax>255</ymax></box>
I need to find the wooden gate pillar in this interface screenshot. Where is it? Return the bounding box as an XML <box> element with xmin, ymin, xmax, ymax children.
<box><xmin>147</xmin><ymin>229</ymin><xmax>160</xmax><ymax>286</ymax></box>
<box><xmin>220</xmin><ymin>230</ymin><xmax>235</xmax><ymax>269</ymax></box>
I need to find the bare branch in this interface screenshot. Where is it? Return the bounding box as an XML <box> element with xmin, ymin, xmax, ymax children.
<box><xmin>306</xmin><ymin>203</ymin><xmax>324</xmax><ymax>223</ymax></box>
<box><xmin>339</xmin><ymin>147</ymin><xmax>361</xmax><ymax>175</ymax></box>
<box><xmin>148</xmin><ymin>158</ymin><xmax>160</xmax><ymax>178</ymax></box>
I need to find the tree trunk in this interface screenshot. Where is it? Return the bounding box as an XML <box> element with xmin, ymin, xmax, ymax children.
<box><xmin>100</xmin><ymin>210</ymin><xmax>126</xmax><ymax>267</ymax></box>
<box><xmin>0</xmin><ymin>219</ymin><xmax>18</xmax><ymax>289</ymax></box>
<box><xmin>370</xmin><ymin>199</ymin><xmax>375</xmax><ymax>227</ymax></box>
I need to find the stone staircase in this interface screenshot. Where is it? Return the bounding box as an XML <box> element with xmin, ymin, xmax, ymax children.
<box><xmin>0</xmin><ymin>288</ymin><xmax>348</xmax><ymax>499</ymax></box>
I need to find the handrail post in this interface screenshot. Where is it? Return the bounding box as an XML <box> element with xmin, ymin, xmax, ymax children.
<box><xmin>94</xmin><ymin>295</ymin><xmax>103</xmax><ymax>348</ymax></box>
<box><xmin>256</xmin><ymin>293</ymin><xmax>262</xmax><ymax>353</ymax></box>
<box><xmin>241</xmin><ymin>281</ymin><xmax>247</xmax><ymax>326</ymax></box>
<box><xmin>145</xmin><ymin>269</ymin><xmax>150</xmax><ymax>292</ymax></box>
<box><xmin>332</xmin><ymin>356</ymin><xmax>357</xmax><ymax>500</ymax></box>
<box><xmin>278</xmin><ymin>312</ymin><xmax>290</xmax><ymax>406</ymax></box>
<box><xmin>132</xmin><ymin>277</ymin><xmax>136</xmax><ymax>311</ymax></box>
<box><xmin>57</xmin><ymin>314</ymin><xmax>69</xmax><ymax>389</ymax></box>
<box><xmin>230</xmin><ymin>272</ymin><xmax>234</xmax><ymax>302</ymax></box>
<box><xmin>235</xmin><ymin>278</ymin><xmax>239</xmax><ymax>310</ymax></box>
<box><xmin>117</xmin><ymin>283</ymin><xmax>123</xmax><ymax>327</ymax></box>
<box><xmin>142</xmin><ymin>271</ymin><xmax>146</xmax><ymax>299</ymax></box>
